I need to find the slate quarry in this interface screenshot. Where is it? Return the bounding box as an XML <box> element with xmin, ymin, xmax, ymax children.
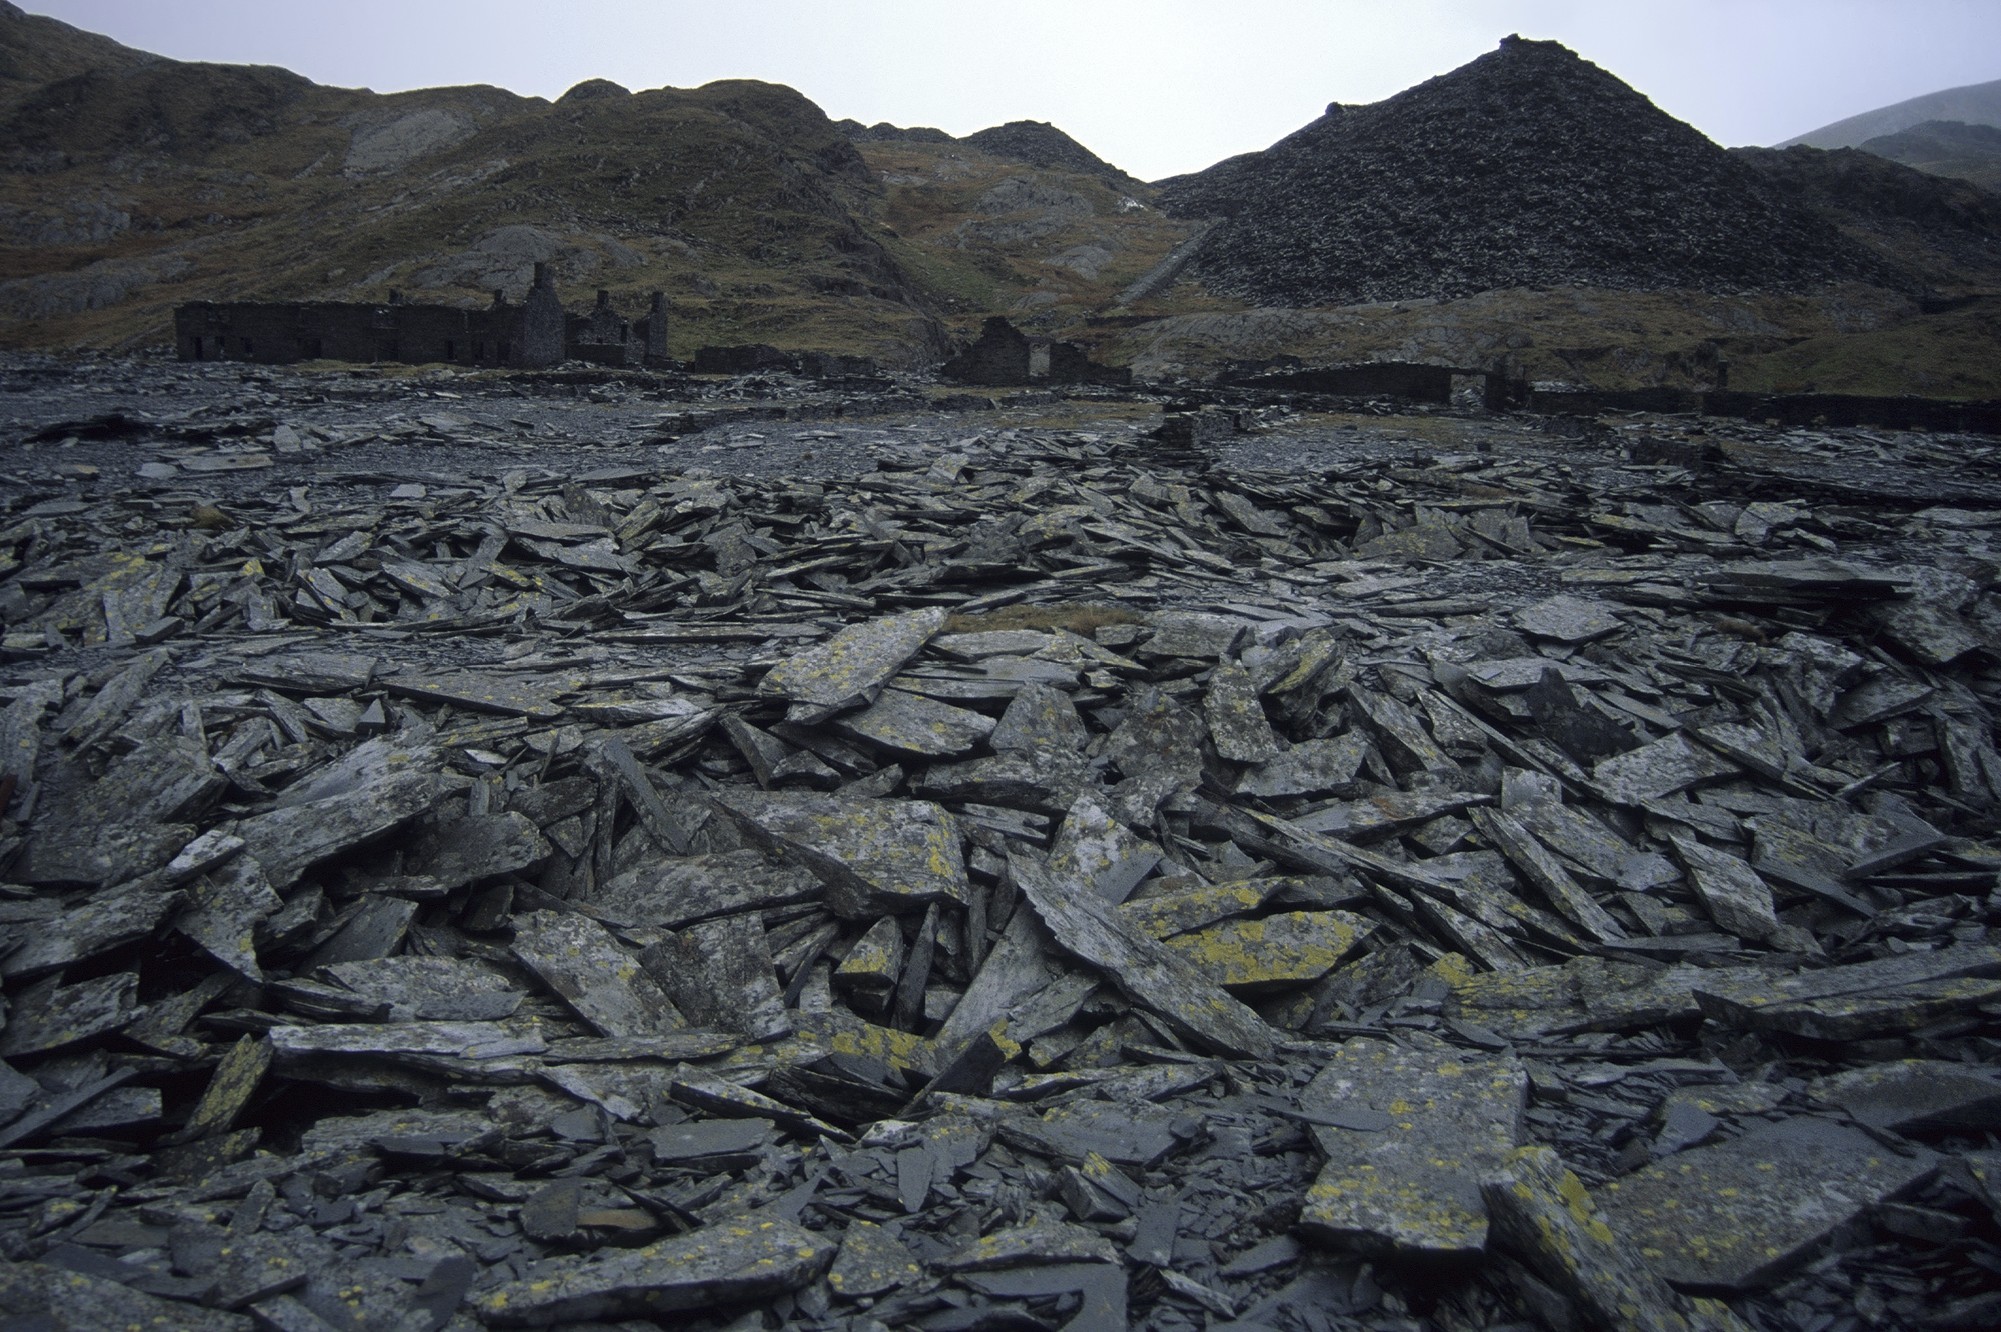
<box><xmin>2</xmin><ymin>353</ymin><xmax>2001</xmax><ymax>1330</ymax></box>
<box><xmin>1158</xmin><ymin>36</ymin><xmax>1898</xmax><ymax>307</ymax></box>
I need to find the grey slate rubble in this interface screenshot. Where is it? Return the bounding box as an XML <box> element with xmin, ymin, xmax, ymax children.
<box><xmin>2</xmin><ymin>352</ymin><xmax>2001</xmax><ymax>1329</ymax></box>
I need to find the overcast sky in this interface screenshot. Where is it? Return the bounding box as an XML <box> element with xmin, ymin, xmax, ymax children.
<box><xmin>25</xmin><ymin>0</ymin><xmax>2001</xmax><ymax>180</ymax></box>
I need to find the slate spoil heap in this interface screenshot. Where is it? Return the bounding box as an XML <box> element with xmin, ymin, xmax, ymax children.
<box><xmin>5</xmin><ymin>360</ymin><xmax>2001</xmax><ymax>1332</ymax></box>
<box><xmin>1158</xmin><ymin>36</ymin><xmax>1895</xmax><ymax>306</ymax></box>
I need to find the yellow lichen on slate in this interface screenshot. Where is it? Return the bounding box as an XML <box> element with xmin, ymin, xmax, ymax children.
<box><xmin>1164</xmin><ymin>910</ymin><xmax>1372</xmax><ymax>989</ymax></box>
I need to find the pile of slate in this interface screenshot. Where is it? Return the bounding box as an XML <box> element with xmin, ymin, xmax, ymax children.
<box><xmin>1155</xmin><ymin>36</ymin><xmax>1898</xmax><ymax>305</ymax></box>
<box><xmin>4</xmin><ymin>373</ymin><xmax>2001</xmax><ymax>1332</ymax></box>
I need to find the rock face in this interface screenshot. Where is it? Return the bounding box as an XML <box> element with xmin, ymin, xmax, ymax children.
<box><xmin>1158</xmin><ymin>35</ymin><xmax>1897</xmax><ymax>305</ymax></box>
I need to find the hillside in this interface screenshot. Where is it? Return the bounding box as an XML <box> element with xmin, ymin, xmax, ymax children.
<box><xmin>1733</xmin><ymin>142</ymin><xmax>2001</xmax><ymax>293</ymax></box>
<box><xmin>1782</xmin><ymin>75</ymin><xmax>2001</xmax><ymax>149</ymax></box>
<box><xmin>0</xmin><ymin>3</ymin><xmax>951</xmax><ymax>361</ymax></box>
<box><xmin>1859</xmin><ymin>119</ymin><xmax>2001</xmax><ymax>192</ymax></box>
<box><xmin>1157</xmin><ymin>36</ymin><xmax>1899</xmax><ymax>307</ymax></box>
<box><xmin>1</xmin><ymin>5</ymin><xmax>1998</xmax><ymax>396</ymax></box>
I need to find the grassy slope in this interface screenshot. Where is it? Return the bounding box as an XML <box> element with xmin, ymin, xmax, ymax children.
<box><xmin>0</xmin><ymin>35</ymin><xmax>950</xmax><ymax>362</ymax></box>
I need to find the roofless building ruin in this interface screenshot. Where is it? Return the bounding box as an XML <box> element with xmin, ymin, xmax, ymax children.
<box><xmin>173</xmin><ymin>264</ymin><xmax>670</xmax><ymax>370</ymax></box>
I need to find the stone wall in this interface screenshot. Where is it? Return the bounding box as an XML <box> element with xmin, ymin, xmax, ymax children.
<box><xmin>939</xmin><ymin>317</ymin><xmax>1127</xmax><ymax>387</ymax></box>
<box><xmin>173</xmin><ymin>265</ymin><xmax>656</xmax><ymax>371</ymax></box>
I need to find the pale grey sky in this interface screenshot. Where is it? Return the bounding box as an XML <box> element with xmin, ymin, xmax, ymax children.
<box><xmin>25</xmin><ymin>0</ymin><xmax>2001</xmax><ymax>180</ymax></box>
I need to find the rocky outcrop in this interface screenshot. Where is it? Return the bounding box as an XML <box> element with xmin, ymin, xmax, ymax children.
<box><xmin>1159</xmin><ymin>36</ymin><xmax>1901</xmax><ymax>306</ymax></box>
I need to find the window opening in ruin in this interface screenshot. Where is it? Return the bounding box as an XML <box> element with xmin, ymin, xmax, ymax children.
<box><xmin>1028</xmin><ymin>344</ymin><xmax>1052</xmax><ymax>379</ymax></box>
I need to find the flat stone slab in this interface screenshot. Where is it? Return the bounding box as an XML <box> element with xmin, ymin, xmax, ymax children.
<box><xmin>510</xmin><ymin>910</ymin><xmax>685</xmax><ymax>1038</ymax></box>
<box><xmin>719</xmin><ymin>791</ymin><xmax>969</xmax><ymax>919</ymax></box>
<box><xmin>1594</xmin><ymin>733</ymin><xmax>1738</xmax><ymax>805</ymax></box>
<box><xmin>1204</xmin><ymin>661</ymin><xmax>1282</xmax><ymax>763</ymax></box>
<box><xmin>1234</xmin><ymin>736</ymin><xmax>1370</xmax><ymax>797</ymax></box>
<box><xmin>476</xmin><ymin>1216</ymin><xmax>835</xmax><ymax>1324</ymax></box>
<box><xmin>1669</xmin><ymin>833</ymin><xmax>1779</xmax><ymax>942</ymax></box>
<box><xmin>1299</xmin><ymin>1039</ymin><xmax>1527</xmax><ymax>1258</ymax></box>
<box><xmin>756</xmin><ymin>606</ymin><xmax>947</xmax><ymax>722</ymax></box>
<box><xmin>317</xmin><ymin>955</ymin><xmax>524</xmax><ymax>1022</ymax></box>
<box><xmin>833</xmin><ymin>686</ymin><xmax>995</xmax><ymax>757</ymax></box>
<box><xmin>1485</xmin><ymin>1146</ymin><xmax>1742</xmax><ymax>1332</ymax></box>
<box><xmin>1513</xmin><ymin>594</ymin><xmax>1625</xmax><ymax>644</ymax></box>
<box><xmin>384</xmin><ymin>668</ymin><xmax>579</xmax><ymax>719</ymax></box>
<box><xmin>1691</xmin><ymin>944</ymin><xmax>2001</xmax><ymax>1040</ymax></box>
<box><xmin>230</xmin><ymin>770</ymin><xmax>446</xmax><ymax>890</ymax></box>
<box><xmin>1012</xmin><ymin>853</ymin><xmax>1276</xmax><ymax>1059</ymax></box>
<box><xmin>1808</xmin><ymin>1059</ymin><xmax>2001</xmax><ymax>1133</ymax></box>
<box><xmin>1163</xmin><ymin>910</ymin><xmax>1374</xmax><ymax>990</ymax></box>
<box><xmin>827</xmin><ymin>1218</ymin><xmax>924</xmax><ymax>1300</ymax></box>
<box><xmin>1118</xmin><ymin>881</ymin><xmax>1278</xmax><ymax>939</ymax></box>
<box><xmin>588</xmin><ymin>848</ymin><xmax>823</xmax><ymax>929</ymax></box>
<box><xmin>0</xmin><ymin>1262</ymin><xmax>251</xmax><ymax>1331</ymax></box>
<box><xmin>1598</xmin><ymin>1119</ymin><xmax>1937</xmax><ymax>1291</ymax></box>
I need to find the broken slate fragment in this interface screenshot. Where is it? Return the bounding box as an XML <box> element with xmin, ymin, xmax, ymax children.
<box><xmin>1691</xmin><ymin>944</ymin><xmax>2001</xmax><ymax>1040</ymax></box>
<box><xmin>833</xmin><ymin>687</ymin><xmax>995</xmax><ymax>757</ymax></box>
<box><xmin>1808</xmin><ymin>1060</ymin><xmax>2001</xmax><ymax>1133</ymax></box>
<box><xmin>1594</xmin><ymin>733</ymin><xmax>1738</xmax><ymax>805</ymax></box>
<box><xmin>720</xmin><ymin>791</ymin><xmax>968</xmax><ymax>919</ymax></box>
<box><xmin>1469</xmin><ymin>806</ymin><xmax>1626</xmax><ymax>943</ymax></box>
<box><xmin>935</xmin><ymin>1218</ymin><xmax>1121</xmax><ymax>1271</ymax></box>
<box><xmin>1513</xmin><ymin>594</ymin><xmax>1624</xmax><ymax>644</ymax></box>
<box><xmin>0</xmin><ymin>972</ymin><xmax>139</xmax><ymax>1058</ymax></box>
<box><xmin>1598</xmin><ymin>1119</ymin><xmax>1935</xmax><ymax>1290</ymax></box>
<box><xmin>989</xmin><ymin>681</ymin><xmax>1092</xmax><ymax>754</ymax></box>
<box><xmin>1204</xmin><ymin>661</ymin><xmax>1282</xmax><ymax>763</ymax></box>
<box><xmin>403</xmin><ymin>812</ymin><xmax>551</xmax><ymax>891</ymax></box>
<box><xmin>1484</xmin><ymin>1145</ymin><xmax>1731</xmax><ymax>1332</ymax></box>
<box><xmin>0</xmin><ymin>1262</ymin><xmax>251</xmax><ymax>1331</ymax></box>
<box><xmin>230</xmin><ymin>770</ymin><xmax>445</xmax><ymax>890</ymax></box>
<box><xmin>1164</xmin><ymin>910</ymin><xmax>1374</xmax><ymax>990</ymax></box>
<box><xmin>1299</xmin><ymin>1038</ymin><xmax>1527</xmax><ymax>1257</ymax></box>
<box><xmin>476</xmin><ymin>1217</ymin><xmax>835</xmax><ymax>1325</ymax></box>
<box><xmin>511</xmin><ymin>910</ymin><xmax>685</xmax><ymax>1038</ymax></box>
<box><xmin>1011</xmin><ymin>853</ymin><xmax>1277</xmax><ymax>1059</ymax></box>
<box><xmin>384</xmin><ymin>669</ymin><xmax>576</xmax><ymax>720</ymax></box>
<box><xmin>640</xmin><ymin>914</ymin><xmax>789</xmax><ymax>1039</ymax></box>
<box><xmin>588</xmin><ymin>848</ymin><xmax>823</xmax><ymax>929</ymax></box>
<box><xmin>756</xmin><ymin>607</ymin><xmax>947</xmax><ymax>723</ymax></box>
<box><xmin>177</xmin><ymin>856</ymin><xmax>282</xmax><ymax>981</ymax></box>
<box><xmin>1668</xmin><ymin>833</ymin><xmax>1779</xmax><ymax>942</ymax></box>
<box><xmin>828</xmin><ymin>1219</ymin><xmax>924</xmax><ymax>1301</ymax></box>
<box><xmin>1234</xmin><ymin>736</ymin><xmax>1370</xmax><ymax>798</ymax></box>
<box><xmin>319</xmin><ymin>955</ymin><xmax>524</xmax><ymax>1022</ymax></box>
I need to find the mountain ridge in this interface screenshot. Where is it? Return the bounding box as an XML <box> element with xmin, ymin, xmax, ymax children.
<box><xmin>2</xmin><ymin>6</ymin><xmax>1998</xmax><ymax>396</ymax></box>
<box><xmin>1782</xmin><ymin>75</ymin><xmax>2001</xmax><ymax>150</ymax></box>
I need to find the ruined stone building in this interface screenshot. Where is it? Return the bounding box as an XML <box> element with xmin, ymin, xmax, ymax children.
<box><xmin>174</xmin><ymin>264</ymin><xmax>668</xmax><ymax>369</ymax></box>
<box><xmin>939</xmin><ymin>316</ymin><xmax>1129</xmax><ymax>387</ymax></box>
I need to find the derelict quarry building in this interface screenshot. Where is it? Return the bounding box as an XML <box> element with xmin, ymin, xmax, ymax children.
<box><xmin>173</xmin><ymin>263</ymin><xmax>669</xmax><ymax>370</ymax></box>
